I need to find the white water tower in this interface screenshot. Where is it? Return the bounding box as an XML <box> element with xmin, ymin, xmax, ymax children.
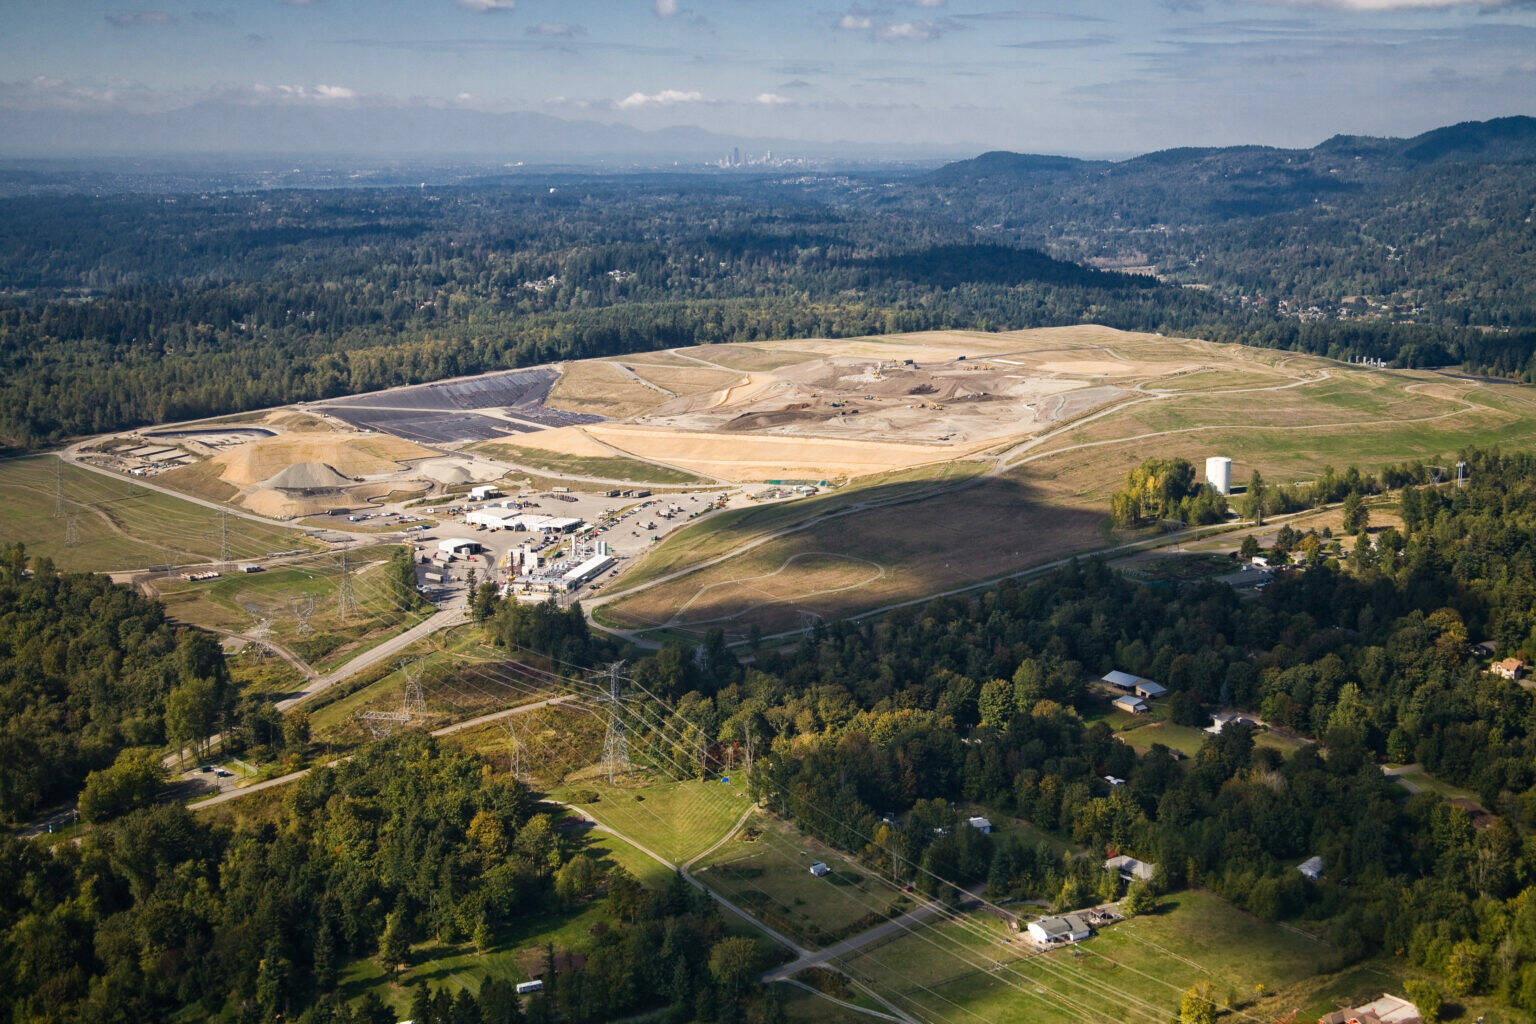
<box><xmin>1205</xmin><ymin>456</ymin><xmax>1232</xmax><ymax>496</ymax></box>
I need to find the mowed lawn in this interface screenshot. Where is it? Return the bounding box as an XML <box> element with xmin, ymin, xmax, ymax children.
<box><xmin>693</xmin><ymin>811</ymin><xmax>911</xmax><ymax>950</ymax></box>
<box><xmin>556</xmin><ymin>776</ymin><xmax>753</xmax><ymax>867</ymax></box>
<box><xmin>842</xmin><ymin>890</ymin><xmax>1331</xmax><ymax>1024</ymax></box>
<box><xmin>0</xmin><ymin>455</ymin><xmax>313</xmax><ymax>571</ymax></box>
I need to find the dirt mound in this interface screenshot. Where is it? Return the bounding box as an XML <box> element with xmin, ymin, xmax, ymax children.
<box><xmin>420</xmin><ymin>459</ymin><xmax>474</xmax><ymax>485</ymax></box>
<box><xmin>213</xmin><ymin>431</ymin><xmax>432</xmax><ymax>487</ymax></box>
<box><xmin>260</xmin><ymin>461</ymin><xmax>353</xmax><ymax>490</ymax></box>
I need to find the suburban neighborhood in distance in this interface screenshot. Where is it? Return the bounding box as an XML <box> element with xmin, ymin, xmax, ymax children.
<box><xmin>1</xmin><ymin>3</ymin><xmax>1534</xmax><ymax>1024</ymax></box>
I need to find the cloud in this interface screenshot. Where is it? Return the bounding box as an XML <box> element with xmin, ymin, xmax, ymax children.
<box><xmin>655</xmin><ymin>0</ymin><xmax>679</xmax><ymax>15</ymax></box>
<box><xmin>457</xmin><ymin>0</ymin><xmax>516</xmax><ymax>11</ymax></box>
<box><xmin>836</xmin><ymin>8</ymin><xmax>962</xmax><ymax>41</ymax></box>
<box><xmin>616</xmin><ymin>88</ymin><xmax>703</xmax><ymax>108</ymax></box>
<box><xmin>755</xmin><ymin>92</ymin><xmax>790</xmax><ymax>104</ymax></box>
<box><xmin>105</xmin><ymin>11</ymin><xmax>174</xmax><ymax>27</ymax></box>
<box><xmin>252</xmin><ymin>83</ymin><xmax>358</xmax><ymax>101</ymax></box>
<box><xmin>526</xmin><ymin>21</ymin><xmax>584</xmax><ymax>36</ymax></box>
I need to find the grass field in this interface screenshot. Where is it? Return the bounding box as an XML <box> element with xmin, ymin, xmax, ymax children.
<box><xmin>150</xmin><ymin>546</ymin><xmax>431</xmax><ymax>671</ymax></box>
<box><xmin>693</xmin><ymin>811</ymin><xmax>912</xmax><ymax>949</ymax></box>
<box><xmin>474</xmin><ymin>442</ymin><xmax>707</xmax><ymax>485</ymax></box>
<box><xmin>554</xmin><ymin>776</ymin><xmax>753</xmax><ymax>866</ymax></box>
<box><xmin>0</xmin><ymin>455</ymin><xmax>315</xmax><ymax>571</ymax></box>
<box><xmin>840</xmin><ymin>890</ymin><xmax>1331</xmax><ymax>1024</ymax></box>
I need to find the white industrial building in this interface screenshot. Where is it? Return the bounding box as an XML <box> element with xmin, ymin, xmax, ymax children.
<box><xmin>464</xmin><ymin>509</ymin><xmax>583</xmax><ymax>533</ymax></box>
<box><xmin>562</xmin><ymin>554</ymin><xmax>616</xmax><ymax>587</ymax></box>
<box><xmin>1205</xmin><ymin>456</ymin><xmax>1232</xmax><ymax>496</ymax></box>
<box><xmin>468</xmin><ymin>484</ymin><xmax>502</xmax><ymax>501</ymax></box>
<box><xmin>437</xmin><ymin>538</ymin><xmax>481</xmax><ymax>556</ymax></box>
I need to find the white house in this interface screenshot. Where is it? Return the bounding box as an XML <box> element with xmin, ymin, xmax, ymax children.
<box><xmin>1026</xmin><ymin>914</ymin><xmax>1092</xmax><ymax>945</ymax></box>
<box><xmin>809</xmin><ymin>862</ymin><xmax>830</xmax><ymax>877</ymax></box>
<box><xmin>1206</xmin><ymin>711</ymin><xmax>1252</xmax><ymax>735</ymax></box>
<box><xmin>1113</xmin><ymin>695</ymin><xmax>1148</xmax><ymax>715</ymax></box>
<box><xmin>1298</xmin><ymin>855</ymin><xmax>1324</xmax><ymax>880</ymax></box>
<box><xmin>967</xmin><ymin>816</ymin><xmax>992</xmax><ymax>834</ymax></box>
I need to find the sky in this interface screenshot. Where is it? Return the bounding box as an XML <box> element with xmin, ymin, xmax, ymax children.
<box><xmin>2</xmin><ymin>0</ymin><xmax>1535</xmax><ymax>156</ymax></box>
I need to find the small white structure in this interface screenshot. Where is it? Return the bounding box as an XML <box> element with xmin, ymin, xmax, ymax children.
<box><xmin>1103</xmin><ymin>775</ymin><xmax>1125</xmax><ymax>788</ymax></box>
<box><xmin>1206</xmin><ymin>456</ymin><xmax>1232</xmax><ymax>496</ymax></box>
<box><xmin>1206</xmin><ymin>711</ymin><xmax>1252</xmax><ymax>735</ymax></box>
<box><xmin>1104</xmin><ymin>855</ymin><xmax>1156</xmax><ymax>882</ymax></box>
<box><xmin>1026</xmin><ymin>914</ymin><xmax>1092</xmax><ymax>946</ymax></box>
<box><xmin>1113</xmin><ymin>695</ymin><xmax>1148</xmax><ymax>715</ymax></box>
<box><xmin>809</xmin><ymin>862</ymin><xmax>830</xmax><ymax>877</ymax></box>
<box><xmin>437</xmin><ymin>538</ymin><xmax>481</xmax><ymax>556</ymax></box>
<box><xmin>469</xmin><ymin>485</ymin><xmax>502</xmax><ymax>501</ymax></box>
<box><xmin>967</xmin><ymin>816</ymin><xmax>992</xmax><ymax>834</ymax></box>
<box><xmin>515</xmin><ymin>980</ymin><xmax>544</xmax><ymax>995</ymax></box>
<box><xmin>1297</xmin><ymin>855</ymin><xmax>1324</xmax><ymax>880</ymax></box>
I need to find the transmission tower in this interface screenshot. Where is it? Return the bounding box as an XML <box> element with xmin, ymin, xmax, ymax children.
<box><xmin>601</xmin><ymin>661</ymin><xmax>630</xmax><ymax>783</ymax></box>
<box><xmin>64</xmin><ymin>515</ymin><xmax>80</xmax><ymax>548</ymax></box>
<box><xmin>503</xmin><ymin>715</ymin><xmax>525</xmax><ymax>779</ymax></box>
<box><xmin>52</xmin><ymin>460</ymin><xmax>66</xmax><ymax>518</ymax></box>
<box><xmin>1457</xmin><ymin>461</ymin><xmax>1468</xmax><ymax>488</ymax></box>
<box><xmin>293</xmin><ymin>596</ymin><xmax>315</xmax><ymax>635</ymax></box>
<box><xmin>401</xmin><ymin>659</ymin><xmax>425</xmax><ymax>715</ymax></box>
<box><xmin>337</xmin><ymin>548</ymin><xmax>356</xmax><ymax>619</ymax></box>
<box><xmin>219</xmin><ymin>509</ymin><xmax>231</xmax><ymax>567</ymax></box>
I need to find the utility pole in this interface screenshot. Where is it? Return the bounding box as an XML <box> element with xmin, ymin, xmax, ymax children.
<box><xmin>601</xmin><ymin>661</ymin><xmax>630</xmax><ymax>784</ymax></box>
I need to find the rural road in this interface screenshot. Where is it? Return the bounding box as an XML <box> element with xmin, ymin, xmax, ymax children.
<box><xmin>274</xmin><ymin>604</ymin><xmax>467</xmax><ymax>711</ymax></box>
<box><xmin>184</xmin><ymin>690</ymin><xmax>567</xmax><ymax>810</ymax></box>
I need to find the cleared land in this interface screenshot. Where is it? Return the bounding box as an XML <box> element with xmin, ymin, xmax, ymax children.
<box><xmin>150</xmin><ymin>546</ymin><xmax>431</xmax><ymax>671</ymax></box>
<box><xmin>594</xmin><ymin>329</ymin><xmax>1536</xmax><ymax>641</ymax></box>
<box><xmin>839</xmin><ymin>890</ymin><xmax>1331</xmax><ymax>1024</ymax></box>
<box><xmin>473</xmin><ymin>438</ymin><xmax>707</xmax><ymax>485</ymax></box>
<box><xmin>0</xmin><ymin>455</ymin><xmax>314</xmax><ymax>571</ymax></box>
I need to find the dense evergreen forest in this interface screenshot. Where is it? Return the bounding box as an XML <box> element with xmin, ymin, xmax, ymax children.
<box><xmin>3</xmin><ymin>115</ymin><xmax>1535</xmax><ymax>447</ymax></box>
<box><xmin>0</xmin><ymin>734</ymin><xmax>781</xmax><ymax>1024</ymax></box>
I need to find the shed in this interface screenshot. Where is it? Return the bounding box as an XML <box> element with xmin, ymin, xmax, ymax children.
<box><xmin>1102</xmin><ymin>670</ymin><xmax>1143</xmax><ymax>691</ymax></box>
<box><xmin>1113</xmin><ymin>695</ymin><xmax>1148</xmax><ymax>715</ymax></box>
<box><xmin>809</xmin><ymin>862</ymin><xmax>830</xmax><ymax>877</ymax></box>
<box><xmin>515</xmin><ymin>980</ymin><xmax>544</xmax><ymax>995</ymax></box>
<box><xmin>967</xmin><ymin>816</ymin><xmax>992</xmax><ymax>834</ymax></box>
<box><xmin>1297</xmin><ymin>855</ymin><xmax>1324</xmax><ymax>880</ymax></box>
<box><xmin>1134</xmin><ymin>681</ymin><xmax>1167</xmax><ymax>700</ymax></box>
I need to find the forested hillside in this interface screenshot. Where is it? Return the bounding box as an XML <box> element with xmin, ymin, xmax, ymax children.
<box><xmin>0</xmin><ymin>734</ymin><xmax>773</xmax><ymax>1024</ymax></box>
<box><xmin>0</xmin><ymin>545</ymin><xmax>230</xmax><ymax>821</ymax></box>
<box><xmin>3</xmin><ymin>115</ymin><xmax>1535</xmax><ymax>448</ymax></box>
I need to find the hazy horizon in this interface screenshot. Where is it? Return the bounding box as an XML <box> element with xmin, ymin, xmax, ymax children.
<box><xmin>3</xmin><ymin>0</ymin><xmax>1535</xmax><ymax>161</ymax></box>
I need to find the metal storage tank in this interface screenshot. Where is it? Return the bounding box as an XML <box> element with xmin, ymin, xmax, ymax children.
<box><xmin>1205</xmin><ymin>456</ymin><xmax>1232</xmax><ymax>496</ymax></box>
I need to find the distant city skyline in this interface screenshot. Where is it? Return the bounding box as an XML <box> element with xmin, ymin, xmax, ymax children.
<box><xmin>2</xmin><ymin>0</ymin><xmax>1534</xmax><ymax>158</ymax></box>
